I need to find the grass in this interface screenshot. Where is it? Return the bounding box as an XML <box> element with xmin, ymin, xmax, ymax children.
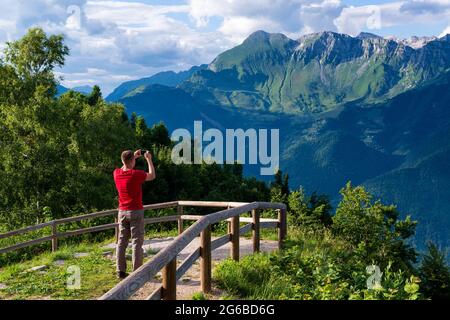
<box><xmin>0</xmin><ymin>225</ymin><xmax>279</xmax><ymax>300</ymax></box>
<box><xmin>0</xmin><ymin>228</ymin><xmax>176</xmax><ymax>300</ymax></box>
<box><xmin>213</xmin><ymin>227</ymin><xmax>339</xmax><ymax>300</ymax></box>
<box><xmin>213</xmin><ymin>226</ymin><xmax>423</xmax><ymax>300</ymax></box>
<box><xmin>0</xmin><ymin>241</ymin><xmax>119</xmax><ymax>300</ymax></box>
<box><xmin>191</xmin><ymin>292</ymin><xmax>207</xmax><ymax>300</ymax></box>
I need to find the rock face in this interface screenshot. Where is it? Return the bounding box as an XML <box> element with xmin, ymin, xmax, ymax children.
<box><xmin>181</xmin><ymin>30</ymin><xmax>450</xmax><ymax>114</ymax></box>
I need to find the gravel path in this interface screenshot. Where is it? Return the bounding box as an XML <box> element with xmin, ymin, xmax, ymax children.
<box><xmin>103</xmin><ymin>236</ymin><xmax>279</xmax><ymax>300</ymax></box>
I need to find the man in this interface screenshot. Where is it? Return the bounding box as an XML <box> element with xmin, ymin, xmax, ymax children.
<box><xmin>113</xmin><ymin>149</ymin><xmax>156</xmax><ymax>280</ymax></box>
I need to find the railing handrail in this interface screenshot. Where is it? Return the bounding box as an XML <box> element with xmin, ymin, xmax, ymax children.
<box><xmin>0</xmin><ymin>200</ymin><xmax>284</xmax><ymax>254</ymax></box>
<box><xmin>0</xmin><ymin>203</ymin><xmax>175</xmax><ymax>240</ymax></box>
<box><xmin>99</xmin><ymin>201</ymin><xmax>286</xmax><ymax>300</ymax></box>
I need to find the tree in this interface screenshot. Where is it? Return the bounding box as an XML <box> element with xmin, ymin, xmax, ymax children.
<box><xmin>87</xmin><ymin>85</ymin><xmax>102</xmax><ymax>106</ymax></box>
<box><xmin>419</xmin><ymin>242</ymin><xmax>450</xmax><ymax>300</ymax></box>
<box><xmin>0</xmin><ymin>28</ymin><xmax>134</xmax><ymax>227</ymax></box>
<box><xmin>270</xmin><ymin>169</ymin><xmax>289</xmax><ymax>205</ymax></box>
<box><xmin>332</xmin><ymin>182</ymin><xmax>417</xmax><ymax>272</ymax></box>
<box><xmin>0</xmin><ymin>27</ymin><xmax>69</xmax><ymax>104</ymax></box>
<box><xmin>148</xmin><ymin>122</ymin><xmax>172</xmax><ymax>147</ymax></box>
<box><xmin>288</xmin><ymin>189</ymin><xmax>332</xmax><ymax>228</ymax></box>
<box><xmin>130</xmin><ymin>112</ymin><xmax>138</xmax><ymax>129</ymax></box>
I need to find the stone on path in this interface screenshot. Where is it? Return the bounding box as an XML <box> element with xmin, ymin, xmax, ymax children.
<box><xmin>28</xmin><ymin>265</ymin><xmax>47</xmax><ymax>272</ymax></box>
<box><xmin>102</xmin><ymin>243</ymin><xmax>116</xmax><ymax>250</ymax></box>
<box><xmin>53</xmin><ymin>260</ymin><xmax>65</xmax><ymax>266</ymax></box>
<box><xmin>102</xmin><ymin>251</ymin><xmax>113</xmax><ymax>257</ymax></box>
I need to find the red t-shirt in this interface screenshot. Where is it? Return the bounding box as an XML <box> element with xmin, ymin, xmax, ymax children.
<box><xmin>113</xmin><ymin>168</ymin><xmax>147</xmax><ymax>211</ymax></box>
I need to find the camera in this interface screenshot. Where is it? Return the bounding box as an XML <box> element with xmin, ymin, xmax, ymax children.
<box><xmin>140</xmin><ymin>149</ymin><xmax>149</xmax><ymax>155</ymax></box>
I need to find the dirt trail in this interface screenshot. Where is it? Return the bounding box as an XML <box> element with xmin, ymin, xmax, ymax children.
<box><xmin>103</xmin><ymin>237</ymin><xmax>278</xmax><ymax>300</ymax></box>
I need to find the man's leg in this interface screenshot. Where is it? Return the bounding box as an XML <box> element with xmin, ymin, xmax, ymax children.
<box><xmin>130</xmin><ymin>210</ymin><xmax>145</xmax><ymax>271</ymax></box>
<box><xmin>116</xmin><ymin>211</ymin><xmax>131</xmax><ymax>275</ymax></box>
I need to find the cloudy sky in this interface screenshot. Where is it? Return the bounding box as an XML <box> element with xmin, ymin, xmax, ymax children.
<box><xmin>1</xmin><ymin>0</ymin><xmax>450</xmax><ymax>94</ymax></box>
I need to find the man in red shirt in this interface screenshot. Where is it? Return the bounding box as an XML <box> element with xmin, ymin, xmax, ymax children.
<box><xmin>113</xmin><ymin>149</ymin><xmax>156</xmax><ymax>279</ymax></box>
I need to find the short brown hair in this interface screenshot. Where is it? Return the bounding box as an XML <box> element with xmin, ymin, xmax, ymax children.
<box><xmin>121</xmin><ymin>150</ymin><xmax>134</xmax><ymax>164</ymax></box>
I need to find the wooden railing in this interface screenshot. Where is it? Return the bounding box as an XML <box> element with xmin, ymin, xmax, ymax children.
<box><xmin>0</xmin><ymin>201</ymin><xmax>180</xmax><ymax>254</ymax></box>
<box><xmin>99</xmin><ymin>201</ymin><xmax>287</xmax><ymax>300</ymax></box>
<box><xmin>0</xmin><ymin>200</ymin><xmax>287</xmax><ymax>300</ymax></box>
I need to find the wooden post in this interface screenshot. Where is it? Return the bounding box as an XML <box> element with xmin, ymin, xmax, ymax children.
<box><xmin>177</xmin><ymin>206</ymin><xmax>183</xmax><ymax>234</ymax></box>
<box><xmin>278</xmin><ymin>208</ymin><xmax>287</xmax><ymax>249</ymax></box>
<box><xmin>252</xmin><ymin>209</ymin><xmax>260</xmax><ymax>253</ymax></box>
<box><xmin>162</xmin><ymin>258</ymin><xmax>177</xmax><ymax>300</ymax></box>
<box><xmin>51</xmin><ymin>221</ymin><xmax>58</xmax><ymax>252</ymax></box>
<box><xmin>230</xmin><ymin>215</ymin><xmax>239</xmax><ymax>261</ymax></box>
<box><xmin>114</xmin><ymin>216</ymin><xmax>119</xmax><ymax>244</ymax></box>
<box><xmin>200</xmin><ymin>225</ymin><xmax>211</xmax><ymax>293</ymax></box>
<box><xmin>226</xmin><ymin>205</ymin><xmax>231</xmax><ymax>235</ymax></box>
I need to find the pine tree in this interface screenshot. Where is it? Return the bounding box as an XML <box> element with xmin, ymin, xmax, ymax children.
<box><xmin>419</xmin><ymin>242</ymin><xmax>450</xmax><ymax>300</ymax></box>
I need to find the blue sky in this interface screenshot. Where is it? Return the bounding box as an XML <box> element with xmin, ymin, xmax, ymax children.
<box><xmin>1</xmin><ymin>0</ymin><xmax>450</xmax><ymax>94</ymax></box>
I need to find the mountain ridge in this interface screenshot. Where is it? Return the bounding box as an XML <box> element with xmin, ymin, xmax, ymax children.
<box><xmin>174</xmin><ymin>30</ymin><xmax>450</xmax><ymax>114</ymax></box>
<box><xmin>105</xmin><ymin>64</ymin><xmax>207</xmax><ymax>102</ymax></box>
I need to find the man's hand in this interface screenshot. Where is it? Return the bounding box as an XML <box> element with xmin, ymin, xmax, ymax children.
<box><xmin>134</xmin><ymin>150</ymin><xmax>142</xmax><ymax>159</ymax></box>
<box><xmin>144</xmin><ymin>151</ymin><xmax>155</xmax><ymax>181</ymax></box>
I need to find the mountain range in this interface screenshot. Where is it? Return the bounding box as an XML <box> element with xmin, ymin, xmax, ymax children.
<box><xmin>105</xmin><ymin>30</ymin><xmax>450</xmax><ymax>254</ymax></box>
<box><xmin>105</xmin><ymin>65</ymin><xmax>207</xmax><ymax>102</ymax></box>
<box><xmin>57</xmin><ymin>84</ymin><xmax>94</xmax><ymax>95</ymax></box>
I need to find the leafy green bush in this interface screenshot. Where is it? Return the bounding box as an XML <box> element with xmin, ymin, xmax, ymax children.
<box><xmin>214</xmin><ymin>228</ymin><xmax>422</xmax><ymax>300</ymax></box>
<box><xmin>215</xmin><ymin>182</ymin><xmax>426</xmax><ymax>301</ymax></box>
<box><xmin>332</xmin><ymin>182</ymin><xmax>417</xmax><ymax>272</ymax></box>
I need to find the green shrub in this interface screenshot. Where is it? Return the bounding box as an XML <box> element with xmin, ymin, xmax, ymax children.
<box><xmin>214</xmin><ymin>227</ymin><xmax>422</xmax><ymax>300</ymax></box>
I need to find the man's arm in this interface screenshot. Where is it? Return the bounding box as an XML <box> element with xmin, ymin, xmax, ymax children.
<box><xmin>144</xmin><ymin>151</ymin><xmax>156</xmax><ymax>181</ymax></box>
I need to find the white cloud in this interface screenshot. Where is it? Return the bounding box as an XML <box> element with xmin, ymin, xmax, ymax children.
<box><xmin>0</xmin><ymin>0</ymin><xmax>347</xmax><ymax>93</ymax></box>
<box><xmin>400</xmin><ymin>0</ymin><xmax>450</xmax><ymax>15</ymax></box>
<box><xmin>218</xmin><ymin>16</ymin><xmax>280</xmax><ymax>44</ymax></box>
<box><xmin>334</xmin><ymin>1</ymin><xmax>450</xmax><ymax>36</ymax></box>
<box><xmin>189</xmin><ymin>0</ymin><xmax>344</xmax><ymax>40</ymax></box>
<box><xmin>334</xmin><ymin>2</ymin><xmax>401</xmax><ymax>36</ymax></box>
<box><xmin>440</xmin><ymin>25</ymin><xmax>450</xmax><ymax>38</ymax></box>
